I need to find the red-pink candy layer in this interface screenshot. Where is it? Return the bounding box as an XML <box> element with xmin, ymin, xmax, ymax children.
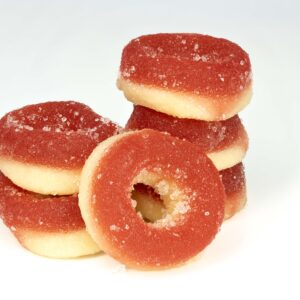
<box><xmin>120</xmin><ymin>33</ymin><xmax>252</xmax><ymax>98</ymax></box>
<box><xmin>88</xmin><ymin>129</ymin><xmax>225</xmax><ymax>268</ymax></box>
<box><xmin>0</xmin><ymin>172</ymin><xmax>85</xmax><ymax>232</ymax></box>
<box><xmin>126</xmin><ymin>105</ymin><xmax>247</xmax><ymax>153</ymax></box>
<box><xmin>0</xmin><ymin>101</ymin><xmax>120</xmax><ymax>169</ymax></box>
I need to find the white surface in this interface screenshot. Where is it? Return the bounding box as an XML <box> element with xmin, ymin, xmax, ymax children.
<box><xmin>0</xmin><ymin>1</ymin><xmax>299</xmax><ymax>299</ymax></box>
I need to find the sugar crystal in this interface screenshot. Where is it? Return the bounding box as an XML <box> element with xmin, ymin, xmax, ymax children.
<box><xmin>110</xmin><ymin>224</ymin><xmax>120</xmax><ymax>231</ymax></box>
<box><xmin>131</xmin><ymin>199</ymin><xmax>137</xmax><ymax>208</ymax></box>
<box><xmin>174</xmin><ymin>201</ymin><xmax>190</xmax><ymax>214</ymax></box>
<box><xmin>155</xmin><ymin>180</ymin><xmax>169</xmax><ymax>196</ymax></box>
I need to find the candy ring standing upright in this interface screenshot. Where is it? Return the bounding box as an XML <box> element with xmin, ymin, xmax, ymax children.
<box><xmin>0</xmin><ymin>172</ymin><xmax>100</xmax><ymax>258</ymax></box>
<box><xmin>79</xmin><ymin>129</ymin><xmax>225</xmax><ymax>269</ymax></box>
<box><xmin>118</xmin><ymin>33</ymin><xmax>252</xmax><ymax>121</ymax></box>
<box><xmin>0</xmin><ymin>101</ymin><xmax>120</xmax><ymax>195</ymax></box>
<box><xmin>126</xmin><ymin>105</ymin><xmax>248</xmax><ymax>170</ymax></box>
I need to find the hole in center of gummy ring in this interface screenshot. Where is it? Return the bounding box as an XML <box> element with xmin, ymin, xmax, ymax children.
<box><xmin>131</xmin><ymin>183</ymin><xmax>166</xmax><ymax>223</ymax></box>
<box><xmin>130</xmin><ymin>170</ymin><xmax>191</xmax><ymax>227</ymax></box>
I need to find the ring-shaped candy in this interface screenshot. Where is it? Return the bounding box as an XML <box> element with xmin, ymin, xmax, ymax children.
<box><xmin>79</xmin><ymin>129</ymin><xmax>225</xmax><ymax>269</ymax></box>
<box><xmin>118</xmin><ymin>33</ymin><xmax>252</xmax><ymax>121</ymax></box>
<box><xmin>0</xmin><ymin>172</ymin><xmax>100</xmax><ymax>258</ymax></box>
<box><xmin>0</xmin><ymin>101</ymin><xmax>120</xmax><ymax>195</ymax></box>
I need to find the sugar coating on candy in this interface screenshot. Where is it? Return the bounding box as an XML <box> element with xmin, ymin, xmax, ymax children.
<box><xmin>126</xmin><ymin>105</ymin><xmax>246</xmax><ymax>152</ymax></box>
<box><xmin>110</xmin><ymin>225</ymin><xmax>120</xmax><ymax>232</ymax></box>
<box><xmin>219</xmin><ymin>163</ymin><xmax>246</xmax><ymax>196</ymax></box>
<box><xmin>89</xmin><ymin>129</ymin><xmax>225</xmax><ymax>268</ymax></box>
<box><xmin>174</xmin><ymin>201</ymin><xmax>191</xmax><ymax>214</ymax></box>
<box><xmin>155</xmin><ymin>180</ymin><xmax>170</xmax><ymax>196</ymax></box>
<box><xmin>0</xmin><ymin>172</ymin><xmax>85</xmax><ymax>232</ymax></box>
<box><xmin>132</xmin><ymin>183</ymin><xmax>167</xmax><ymax>222</ymax></box>
<box><xmin>133</xmin><ymin>163</ymin><xmax>246</xmax><ymax>221</ymax></box>
<box><xmin>130</xmin><ymin>199</ymin><xmax>137</xmax><ymax>208</ymax></box>
<box><xmin>0</xmin><ymin>101</ymin><xmax>121</xmax><ymax>168</ymax></box>
<box><xmin>120</xmin><ymin>33</ymin><xmax>252</xmax><ymax>98</ymax></box>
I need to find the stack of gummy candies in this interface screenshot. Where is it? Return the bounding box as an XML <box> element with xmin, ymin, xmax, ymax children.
<box><xmin>119</xmin><ymin>33</ymin><xmax>252</xmax><ymax>221</ymax></box>
<box><xmin>0</xmin><ymin>33</ymin><xmax>252</xmax><ymax>270</ymax></box>
<box><xmin>0</xmin><ymin>101</ymin><xmax>120</xmax><ymax>258</ymax></box>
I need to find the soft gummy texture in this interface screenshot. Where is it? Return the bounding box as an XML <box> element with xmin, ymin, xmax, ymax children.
<box><xmin>0</xmin><ymin>172</ymin><xmax>85</xmax><ymax>232</ymax></box>
<box><xmin>0</xmin><ymin>101</ymin><xmax>120</xmax><ymax>169</ymax></box>
<box><xmin>120</xmin><ymin>33</ymin><xmax>252</xmax><ymax>98</ymax></box>
<box><xmin>118</xmin><ymin>33</ymin><xmax>252</xmax><ymax>121</ymax></box>
<box><xmin>79</xmin><ymin>129</ymin><xmax>225</xmax><ymax>269</ymax></box>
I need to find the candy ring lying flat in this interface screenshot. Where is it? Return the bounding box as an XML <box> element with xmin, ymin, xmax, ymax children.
<box><xmin>118</xmin><ymin>33</ymin><xmax>252</xmax><ymax>121</ymax></box>
<box><xmin>0</xmin><ymin>172</ymin><xmax>100</xmax><ymax>258</ymax></box>
<box><xmin>126</xmin><ymin>105</ymin><xmax>248</xmax><ymax>170</ymax></box>
<box><xmin>0</xmin><ymin>101</ymin><xmax>120</xmax><ymax>195</ymax></box>
<box><xmin>220</xmin><ymin>163</ymin><xmax>247</xmax><ymax>219</ymax></box>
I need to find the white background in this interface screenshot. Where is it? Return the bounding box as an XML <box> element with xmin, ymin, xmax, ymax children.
<box><xmin>0</xmin><ymin>0</ymin><xmax>299</xmax><ymax>299</ymax></box>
